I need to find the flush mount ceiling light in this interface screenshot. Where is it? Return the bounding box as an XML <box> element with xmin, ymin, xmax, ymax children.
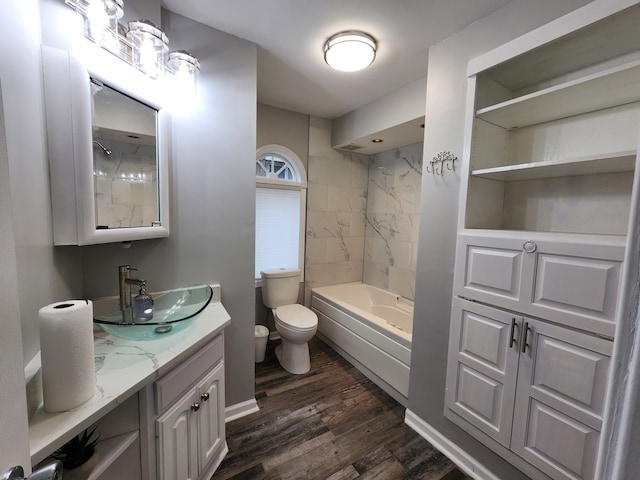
<box><xmin>324</xmin><ymin>31</ymin><xmax>377</xmax><ymax>72</ymax></box>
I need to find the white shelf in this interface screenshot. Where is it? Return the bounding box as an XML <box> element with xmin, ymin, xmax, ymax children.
<box><xmin>62</xmin><ymin>431</ymin><xmax>139</xmax><ymax>480</ymax></box>
<box><xmin>476</xmin><ymin>59</ymin><xmax>640</xmax><ymax>129</ymax></box>
<box><xmin>471</xmin><ymin>151</ymin><xmax>636</xmax><ymax>181</ymax></box>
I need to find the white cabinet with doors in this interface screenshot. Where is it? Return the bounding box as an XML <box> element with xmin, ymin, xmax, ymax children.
<box><xmin>444</xmin><ymin>2</ymin><xmax>640</xmax><ymax>479</ymax></box>
<box><xmin>156</xmin><ymin>364</ymin><xmax>225</xmax><ymax>480</ymax></box>
<box><xmin>446</xmin><ymin>299</ymin><xmax>611</xmax><ymax>480</ymax></box>
<box><xmin>141</xmin><ymin>333</ymin><xmax>228</xmax><ymax>480</ymax></box>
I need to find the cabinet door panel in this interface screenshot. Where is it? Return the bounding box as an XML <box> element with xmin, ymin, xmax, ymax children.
<box><xmin>531</xmin><ymin>251</ymin><xmax>621</xmax><ymax>336</ymax></box>
<box><xmin>514</xmin><ymin>399</ymin><xmax>599</xmax><ymax>480</ymax></box>
<box><xmin>532</xmin><ymin>336</ymin><xmax>610</xmax><ymax>418</ymax></box>
<box><xmin>456</xmin><ymin>237</ymin><xmax>525</xmax><ymax>305</ymax></box>
<box><xmin>512</xmin><ymin>318</ymin><xmax>612</xmax><ymax>480</ymax></box>
<box><xmin>445</xmin><ymin>299</ymin><xmax>521</xmax><ymax>447</ymax></box>
<box><xmin>157</xmin><ymin>391</ymin><xmax>197</xmax><ymax>480</ymax></box>
<box><xmin>455</xmin><ymin>232</ymin><xmax>624</xmax><ymax>337</ymax></box>
<box><xmin>197</xmin><ymin>363</ymin><xmax>226</xmax><ymax>473</ymax></box>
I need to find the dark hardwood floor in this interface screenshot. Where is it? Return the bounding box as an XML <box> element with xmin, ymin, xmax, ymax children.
<box><xmin>213</xmin><ymin>337</ymin><xmax>473</xmax><ymax>480</ymax></box>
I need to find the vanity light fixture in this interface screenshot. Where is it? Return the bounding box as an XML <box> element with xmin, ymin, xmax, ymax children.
<box><xmin>324</xmin><ymin>31</ymin><xmax>377</xmax><ymax>72</ymax></box>
<box><xmin>127</xmin><ymin>20</ymin><xmax>169</xmax><ymax>79</ymax></box>
<box><xmin>168</xmin><ymin>50</ymin><xmax>201</xmax><ymax>78</ymax></box>
<box><xmin>64</xmin><ymin>0</ymin><xmax>201</xmax><ymax>86</ymax></box>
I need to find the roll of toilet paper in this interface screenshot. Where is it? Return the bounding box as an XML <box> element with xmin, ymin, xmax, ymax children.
<box><xmin>39</xmin><ymin>299</ymin><xmax>96</xmax><ymax>413</ymax></box>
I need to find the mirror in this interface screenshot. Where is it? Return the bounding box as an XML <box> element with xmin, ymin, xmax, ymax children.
<box><xmin>42</xmin><ymin>45</ymin><xmax>169</xmax><ymax>245</ymax></box>
<box><xmin>91</xmin><ymin>80</ymin><xmax>159</xmax><ymax>230</ymax></box>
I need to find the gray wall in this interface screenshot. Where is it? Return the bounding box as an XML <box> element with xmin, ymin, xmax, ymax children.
<box><xmin>257</xmin><ymin>103</ymin><xmax>309</xmax><ymax>170</ymax></box>
<box><xmin>0</xmin><ymin>2</ymin><xmax>31</xmax><ymax>465</ymax></box>
<box><xmin>18</xmin><ymin>0</ymin><xmax>258</xmax><ymax>409</ymax></box>
<box><xmin>5</xmin><ymin>0</ymin><xmax>83</xmax><ymax>367</ymax></box>
<box><xmin>332</xmin><ymin>77</ymin><xmax>426</xmax><ymax>147</ymax></box>
<box><xmin>255</xmin><ymin>104</ymin><xmax>309</xmax><ymax>332</ymax></box>
<box><xmin>408</xmin><ymin>0</ymin><xmax>593</xmax><ymax>478</ymax></box>
<box><xmin>79</xmin><ymin>10</ymin><xmax>258</xmax><ymax>408</ymax></box>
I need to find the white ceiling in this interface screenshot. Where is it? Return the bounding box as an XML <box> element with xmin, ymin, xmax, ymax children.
<box><xmin>161</xmin><ymin>0</ymin><xmax>512</xmax><ymax>120</ymax></box>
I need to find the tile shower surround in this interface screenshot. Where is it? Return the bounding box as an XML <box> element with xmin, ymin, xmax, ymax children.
<box><xmin>365</xmin><ymin>143</ymin><xmax>423</xmax><ymax>300</ymax></box>
<box><xmin>305</xmin><ymin>121</ymin><xmax>422</xmax><ymax>303</ymax></box>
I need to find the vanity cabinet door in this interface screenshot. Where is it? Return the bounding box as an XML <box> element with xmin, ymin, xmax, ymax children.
<box><xmin>444</xmin><ymin>298</ymin><xmax>522</xmax><ymax>447</ymax></box>
<box><xmin>455</xmin><ymin>232</ymin><xmax>624</xmax><ymax>337</ymax></box>
<box><xmin>196</xmin><ymin>363</ymin><xmax>226</xmax><ymax>474</ymax></box>
<box><xmin>511</xmin><ymin>318</ymin><xmax>612</xmax><ymax>480</ymax></box>
<box><xmin>156</xmin><ymin>390</ymin><xmax>198</xmax><ymax>480</ymax></box>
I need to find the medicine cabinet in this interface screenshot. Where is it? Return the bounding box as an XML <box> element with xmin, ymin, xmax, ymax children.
<box><xmin>41</xmin><ymin>45</ymin><xmax>169</xmax><ymax>245</ymax></box>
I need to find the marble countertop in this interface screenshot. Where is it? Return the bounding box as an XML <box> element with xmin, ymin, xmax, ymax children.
<box><xmin>29</xmin><ymin>284</ymin><xmax>231</xmax><ymax>465</ymax></box>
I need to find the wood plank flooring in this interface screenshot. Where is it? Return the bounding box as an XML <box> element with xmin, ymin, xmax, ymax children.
<box><xmin>213</xmin><ymin>337</ymin><xmax>472</xmax><ymax>480</ymax></box>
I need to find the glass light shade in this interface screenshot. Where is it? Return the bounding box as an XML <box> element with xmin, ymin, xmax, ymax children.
<box><xmin>324</xmin><ymin>31</ymin><xmax>376</xmax><ymax>72</ymax></box>
<box><xmin>166</xmin><ymin>50</ymin><xmax>200</xmax><ymax>109</ymax></box>
<box><xmin>127</xmin><ymin>20</ymin><xmax>169</xmax><ymax>79</ymax></box>
<box><xmin>103</xmin><ymin>0</ymin><xmax>124</xmax><ymax>19</ymax></box>
<box><xmin>167</xmin><ymin>50</ymin><xmax>200</xmax><ymax>77</ymax></box>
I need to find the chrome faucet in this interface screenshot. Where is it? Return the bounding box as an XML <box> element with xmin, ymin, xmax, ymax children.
<box><xmin>118</xmin><ymin>265</ymin><xmax>147</xmax><ymax>323</ymax></box>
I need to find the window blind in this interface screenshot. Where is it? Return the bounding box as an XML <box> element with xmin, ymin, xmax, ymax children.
<box><xmin>255</xmin><ymin>187</ymin><xmax>301</xmax><ymax>277</ymax></box>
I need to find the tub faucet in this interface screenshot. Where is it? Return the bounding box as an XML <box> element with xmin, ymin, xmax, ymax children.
<box><xmin>118</xmin><ymin>265</ymin><xmax>147</xmax><ymax>323</ymax></box>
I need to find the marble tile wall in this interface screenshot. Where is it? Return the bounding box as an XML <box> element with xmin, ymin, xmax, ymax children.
<box><xmin>364</xmin><ymin>142</ymin><xmax>423</xmax><ymax>300</ymax></box>
<box><xmin>305</xmin><ymin>116</ymin><xmax>424</xmax><ymax>302</ymax></box>
<box><xmin>93</xmin><ymin>138</ymin><xmax>158</xmax><ymax>229</ymax></box>
<box><xmin>304</xmin><ymin>117</ymin><xmax>369</xmax><ymax>305</ymax></box>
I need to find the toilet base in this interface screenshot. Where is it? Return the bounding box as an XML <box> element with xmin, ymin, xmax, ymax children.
<box><xmin>275</xmin><ymin>341</ymin><xmax>311</xmax><ymax>374</ymax></box>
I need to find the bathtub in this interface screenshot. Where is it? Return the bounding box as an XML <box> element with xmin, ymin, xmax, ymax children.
<box><xmin>311</xmin><ymin>282</ymin><xmax>413</xmax><ymax>406</ymax></box>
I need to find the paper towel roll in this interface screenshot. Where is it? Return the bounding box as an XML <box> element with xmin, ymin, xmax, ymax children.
<box><xmin>39</xmin><ymin>299</ymin><xmax>96</xmax><ymax>412</ymax></box>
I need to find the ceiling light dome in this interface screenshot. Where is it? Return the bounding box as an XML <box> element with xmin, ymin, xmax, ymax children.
<box><xmin>324</xmin><ymin>31</ymin><xmax>377</xmax><ymax>72</ymax></box>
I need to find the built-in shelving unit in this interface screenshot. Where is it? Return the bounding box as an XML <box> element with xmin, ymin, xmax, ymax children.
<box><xmin>445</xmin><ymin>3</ymin><xmax>640</xmax><ymax>480</ymax></box>
<box><xmin>471</xmin><ymin>151</ymin><xmax>636</xmax><ymax>181</ymax></box>
<box><xmin>476</xmin><ymin>60</ymin><xmax>640</xmax><ymax>129</ymax></box>
<box><xmin>63</xmin><ymin>432</ymin><xmax>139</xmax><ymax>480</ymax></box>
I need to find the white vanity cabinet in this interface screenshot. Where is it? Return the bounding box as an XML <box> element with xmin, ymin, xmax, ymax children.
<box><xmin>141</xmin><ymin>333</ymin><xmax>228</xmax><ymax>480</ymax></box>
<box><xmin>446</xmin><ymin>299</ymin><xmax>611</xmax><ymax>480</ymax></box>
<box><xmin>444</xmin><ymin>2</ymin><xmax>640</xmax><ymax>479</ymax></box>
<box><xmin>156</xmin><ymin>364</ymin><xmax>225</xmax><ymax>480</ymax></box>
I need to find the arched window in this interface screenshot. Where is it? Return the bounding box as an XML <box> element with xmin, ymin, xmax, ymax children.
<box><xmin>255</xmin><ymin>145</ymin><xmax>307</xmax><ymax>280</ymax></box>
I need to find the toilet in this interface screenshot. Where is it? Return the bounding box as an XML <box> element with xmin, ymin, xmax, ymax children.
<box><xmin>261</xmin><ymin>268</ymin><xmax>318</xmax><ymax>374</ymax></box>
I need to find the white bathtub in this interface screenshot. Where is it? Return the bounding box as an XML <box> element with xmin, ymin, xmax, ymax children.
<box><xmin>311</xmin><ymin>282</ymin><xmax>413</xmax><ymax>406</ymax></box>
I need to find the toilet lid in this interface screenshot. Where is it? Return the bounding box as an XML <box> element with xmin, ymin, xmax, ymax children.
<box><xmin>275</xmin><ymin>304</ymin><xmax>318</xmax><ymax>330</ymax></box>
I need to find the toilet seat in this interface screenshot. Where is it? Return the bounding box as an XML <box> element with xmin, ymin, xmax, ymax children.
<box><xmin>275</xmin><ymin>304</ymin><xmax>317</xmax><ymax>331</ymax></box>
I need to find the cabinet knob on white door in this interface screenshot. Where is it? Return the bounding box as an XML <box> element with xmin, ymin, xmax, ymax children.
<box><xmin>191</xmin><ymin>402</ymin><xmax>200</xmax><ymax>412</ymax></box>
<box><xmin>523</xmin><ymin>241</ymin><xmax>537</xmax><ymax>253</ymax></box>
<box><xmin>201</xmin><ymin>392</ymin><xmax>210</xmax><ymax>402</ymax></box>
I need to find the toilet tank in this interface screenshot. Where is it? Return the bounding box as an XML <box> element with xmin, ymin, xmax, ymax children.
<box><xmin>261</xmin><ymin>268</ymin><xmax>301</xmax><ymax>308</ymax></box>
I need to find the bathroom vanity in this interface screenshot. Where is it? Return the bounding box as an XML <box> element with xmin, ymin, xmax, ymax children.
<box><xmin>28</xmin><ymin>284</ymin><xmax>230</xmax><ymax>480</ymax></box>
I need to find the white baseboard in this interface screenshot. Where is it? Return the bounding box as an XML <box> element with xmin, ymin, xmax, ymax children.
<box><xmin>404</xmin><ymin>409</ymin><xmax>501</xmax><ymax>480</ymax></box>
<box><xmin>225</xmin><ymin>398</ymin><xmax>259</xmax><ymax>423</ymax></box>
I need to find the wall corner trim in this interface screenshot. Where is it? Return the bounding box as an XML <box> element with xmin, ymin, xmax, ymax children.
<box><xmin>404</xmin><ymin>409</ymin><xmax>501</xmax><ymax>480</ymax></box>
<box><xmin>225</xmin><ymin>398</ymin><xmax>259</xmax><ymax>423</ymax></box>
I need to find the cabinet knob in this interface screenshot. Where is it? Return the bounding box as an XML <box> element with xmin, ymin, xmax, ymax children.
<box><xmin>191</xmin><ymin>402</ymin><xmax>200</xmax><ymax>412</ymax></box>
<box><xmin>201</xmin><ymin>392</ymin><xmax>210</xmax><ymax>402</ymax></box>
<box><xmin>523</xmin><ymin>241</ymin><xmax>537</xmax><ymax>253</ymax></box>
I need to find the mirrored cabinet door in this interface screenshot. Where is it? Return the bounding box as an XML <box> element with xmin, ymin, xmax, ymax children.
<box><xmin>91</xmin><ymin>79</ymin><xmax>160</xmax><ymax>231</ymax></box>
<box><xmin>41</xmin><ymin>45</ymin><xmax>169</xmax><ymax>246</ymax></box>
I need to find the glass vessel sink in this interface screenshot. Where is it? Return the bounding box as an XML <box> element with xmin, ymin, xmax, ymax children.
<box><xmin>93</xmin><ymin>284</ymin><xmax>213</xmax><ymax>340</ymax></box>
